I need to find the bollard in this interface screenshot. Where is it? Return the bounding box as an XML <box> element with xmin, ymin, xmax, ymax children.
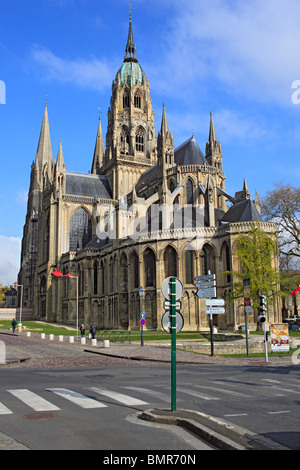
<box><xmin>91</xmin><ymin>338</ymin><xmax>97</xmax><ymax>346</ymax></box>
<box><xmin>49</xmin><ymin>334</ymin><xmax>54</xmax><ymax>341</ymax></box>
<box><xmin>26</xmin><ymin>331</ymin><xmax>31</xmax><ymax>338</ymax></box>
<box><xmin>103</xmin><ymin>340</ymin><xmax>109</xmax><ymax>348</ymax></box>
<box><xmin>81</xmin><ymin>337</ymin><xmax>86</xmax><ymax>345</ymax></box>
<box><xmin>41</xmin><ymin>333</ymin><xmax>45</xmax><ymax>339</ymax></box>
<box><xmin>69</xmin><ymin>336</ymin><xmax>74</xmax><ymax>343</ymax></box>
<box><xmin>59</xmin><ymin>335</ymin><xmax>64</xmax><ymax>342</ymax></box>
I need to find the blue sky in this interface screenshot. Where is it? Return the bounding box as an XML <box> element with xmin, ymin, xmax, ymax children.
<box><xmin>1</xmin><ymin>0</ymin><xmax>300</xmax><ymax>285</ymax></box>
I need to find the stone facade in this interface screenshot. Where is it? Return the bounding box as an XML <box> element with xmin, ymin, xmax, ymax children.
<box><xmin>18</xmin><ymin>13</ymin><xmax>281</xmax><ymax>331</ymax></box>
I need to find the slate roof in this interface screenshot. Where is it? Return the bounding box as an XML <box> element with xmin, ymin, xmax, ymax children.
<box><xmin>65</xmin><ymin>172</ymin><xmax>112</xmax><ymax>199</ymax></box>
<box><xmin>221</xmin><ymin>199</ymin><xmax>262</xmax><ymax>223</ymax></box>
<box><xmin>174</xmin><ymin>136</ymin><xmax>206</xmax><ymax>166</ymax></box>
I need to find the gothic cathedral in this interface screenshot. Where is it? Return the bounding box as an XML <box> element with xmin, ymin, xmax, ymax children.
<box><xmin>18</xmin><ymin>13</ymin><xmax>281</xmax><ymax>331</ymax></box>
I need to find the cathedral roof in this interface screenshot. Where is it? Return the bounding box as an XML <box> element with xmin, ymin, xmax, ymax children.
<box><xmin>221</xmin><ymin>199</ymin><xmax>262</xmax><ymax>224</ymax></box>
<box><xmin>174</xmin><ymin>136</ymin><xmax>206</xmax><ymax>166</ymax></box>
<box><xmin>65</xmin><ymin>172</ymin><xmax>112</xmax><ymax>199</ymax></box>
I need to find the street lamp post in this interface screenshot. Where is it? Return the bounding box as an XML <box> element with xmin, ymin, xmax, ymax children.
<box><xmin>16</xmin><ymin>284</ymin><xmax>23</xmax><ymax>328</ymax></box>
<box><xmin>139</xmin><ymin>286</ymin><xmax>145</xmax><ymax>347</ymax></box>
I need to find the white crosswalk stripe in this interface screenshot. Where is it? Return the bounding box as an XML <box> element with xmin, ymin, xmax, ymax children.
<box><xmin>47</xmin><ymin>388</ymin><xmax>107</xmax><ymax>409</ymax></box>
<box><xmin>0</xmin><ymin>402</ymin><xmax>13</xmax><ymax>415</ymax></box>
<box><xmin>7</xmin><ymin>389</ymin><xmax>60</xmax><ymax>411</ymax></box>
<box><xmin>89</xmin><ymin>387</ymin><xmax>148</xmax><ymax>406</ymax></box>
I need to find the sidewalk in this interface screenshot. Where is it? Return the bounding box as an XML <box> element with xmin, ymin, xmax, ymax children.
<box><xmin>0</xmin><ymin>329</ymin><xmax>295</xmax><ymax>367</ymax></box>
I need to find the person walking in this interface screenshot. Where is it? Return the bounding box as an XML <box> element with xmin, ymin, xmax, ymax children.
<box><xmin>79</xmin><ymin>324</ymin><xmax>85</xmax><ymax>338</ymax></box>
<box><xmin>90</xmin><ymin>322</ymin><xmax>97</xmax><ymax>339</ymax></box>
<box><xmin>11</xmin><ymin>318</ymin><xmax>17</xmax><ymax>333</ymax></box>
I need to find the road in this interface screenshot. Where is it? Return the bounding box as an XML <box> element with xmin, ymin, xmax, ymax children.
<box><xmin>0</xmin><ymin>363</ymin><xmax>299</xmax><ymax>451</ymax></box>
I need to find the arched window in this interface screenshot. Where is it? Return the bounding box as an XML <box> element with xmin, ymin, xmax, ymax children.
<box><xmin>123</xmin><ymin>90</ymin><xmax>130</xmax><ymax>108</ymax></box>
<box><xmin>186</xmin><ymin>179</ymin><xmax>194</xmax><ymax>205</ymax></box>
<box><xmin>135</xmin><ymin>127</ymin><xmax>145</xmax><ymax>153</ymax></box>
<box><xmin>144</xmin><ymin>248</ymin><xmax>156</xmax><ymax>287</ymax></box>
<box><xmin>134</xmin><ymin>90</ymin><xmax>141</xmax><ymax>108</ymax></box>
<box><xmin>185</xmin><ymin>247</ymin><xmax>194</xmax><ymax>284</ymax></box>
<box><xmin>164</xmin><ymin>245</ymin><xmax>177</xmax><ymax>278</ymax></box>
<box><xmin>69</xmin><ymin>208</ymin><xmax>92</xmax><ymax>252</ymax></box>
<box><xmin>93</xmin><ymin>261</ymin><xmax>98</xmax><ymax>295</ymax></box>
<box><xmin>200</xmin><ymin>247</ymin><xmax>208</xmax><ymax>275</ymax></box>
<box><xmin>130</xmin><ymin>251</ymin><xmax>139</xmax><ymax>289</ymax></box>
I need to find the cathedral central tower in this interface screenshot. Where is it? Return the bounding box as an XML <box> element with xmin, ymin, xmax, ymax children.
<box><xmin>100</xmin><ymin>11</ymin><xmax>157</xmax><ymax>200</ymax></box>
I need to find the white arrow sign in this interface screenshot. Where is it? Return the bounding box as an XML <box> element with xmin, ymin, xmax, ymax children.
<box><xmin>205</xmin><ymin>307</ymin><xmax>226</xmax><ymax>314</ymax></box>
<box><xmin>205</xmin><ymin>299</ymin><xmax>225</xmax><ymax>306</ymax></box>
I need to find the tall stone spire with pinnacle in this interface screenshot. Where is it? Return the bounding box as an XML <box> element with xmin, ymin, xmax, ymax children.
<box><xmin>157</xmin><ymin>103</ymin><xmax>174</xmax><ymax>176</ymax></box>
<box><xmin>35</xmin><ymin>103</ymin><xmax>53</xmax><ymax>176</ymax></box>
<box><xmin>91</xmin><ymin>117</ymin><xmax>105</xmax><ymax>174</ymax></box>
<box><xmin>124</xmin><ymin>7</ymin><xmax>138</xmax><ymax>62</ymax></box>
<box><xmin>205</xmin><ymin>112</ymin><xmax>223</xmax><ymax>170</ymax></box>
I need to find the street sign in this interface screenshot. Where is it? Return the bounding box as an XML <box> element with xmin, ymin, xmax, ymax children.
<box><xmin>140</xmin><ymin>318</ymin><xmax>146</xmax><ymax>325</ymax></box>
<box><xmin>195</xmin><ymin>280</ymin><xmax>216</xmax><ymax>288</ymax></box>
<box><xmin>205</xmin><ymin>299</ymin><xmax>225</xmax><ymax>306</ymax></box>
<box><xmin>196</xmin><ymin>287</ymin><xmax>216</xmax><ymax>299</ymax></box>
<box><xmin>205</xmin><ymin>307</ymin><xmax>226</xmax><ymax>314</ymax></box>
<box><xmin>161</xmin><ymin>277</ymin><xmax>184</xmax><ymax>300</ymax></box>
<box><xmin>194</xmin><ymin>274</ymin><xmax>215</xmax><ymax>282</ymax></box>
<box><xmin>140</xmin><ymin>312</ymin><xmax>146</xmax><ymax>319</ymax></box>
<box><xmin>164</xmin><ymin>300</ymin><xmax>182</xmax><ymax>310</ymax></box>
<box><xmin>161</xmin><ymin>311</ymin><xmax>184</xmax><ymax>334</ymax></box>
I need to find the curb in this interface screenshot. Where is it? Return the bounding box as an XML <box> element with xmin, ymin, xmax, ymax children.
<box><xmin>139</xmin><ymin>409</ymin><xmax>291</xmax><ymax>451</ymax></box>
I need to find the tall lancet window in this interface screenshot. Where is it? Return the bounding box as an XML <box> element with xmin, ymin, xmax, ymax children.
<box><xmin>135</xmin><ymin>126</ymin><xmax>145</xmax><ymax>153</ymax></box>
<box><xmin>134</xmin><ymin>90</ymin><xmax>141</xmax><ymax>108</ymax></box>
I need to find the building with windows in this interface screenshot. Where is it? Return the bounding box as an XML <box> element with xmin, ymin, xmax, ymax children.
<box><xmin>18</xmin><ymin>13</ymin><xmax>281</xmax><ymax>331</ymax></box>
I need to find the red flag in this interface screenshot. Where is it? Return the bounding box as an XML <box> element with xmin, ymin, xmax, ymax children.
<box><xmin>65</xmin><ymin>274</ymin><xmax>75</xmax><ymax>278</ymax></box>
<box><xmin>291</xmin><ymin>285</ymin><xmax>300</xmax><ymax>296</ymax></box>
<box><xmin>51</xmin><ymin>268</ymin><xmax>64</xmax><ymax>277</ymax></box>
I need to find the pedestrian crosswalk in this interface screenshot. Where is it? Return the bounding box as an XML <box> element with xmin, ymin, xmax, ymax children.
<box><xmin>0</xmin><ymin>376</ymin><xmax>299</xmax><ymax>417</ymax></box>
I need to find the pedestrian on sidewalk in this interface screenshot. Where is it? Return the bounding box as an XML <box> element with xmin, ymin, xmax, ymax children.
<box><xmin>79</xmin><ymin>324</ymin><xmax>85</xmax><ymax>338</ymax></box>
<box><xmin>11</xmin><ymin>318</ymin><xmax>17</xmax><ymax>333</ymax></box>
<box><xmin>90</xmin><ymin>322</ymin><xmax>97</xmax><ymax>339</ymax></box>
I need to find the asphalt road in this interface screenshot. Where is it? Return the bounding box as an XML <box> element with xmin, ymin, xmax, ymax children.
<box><xmin>0</xmin><ymin>330</ymin><xmax>299</xmax><ymax>452</ymax></box>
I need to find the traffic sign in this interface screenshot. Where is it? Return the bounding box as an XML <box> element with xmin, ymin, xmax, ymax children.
<box><xmin>164</xmin><ymin>300</ymin><xmax>182</xmax><ymax>310</ymax></box>
<box><xmin>205</xmin><ymin>307</ymin><xmax>226</xmax><ymax>314</ymax></box>
<box><xmin>195</xmin><ymin>280</ymin><xmax>216</xmax><ymax>288</ymax></box>
<box><xmin>161</xmin><ymin>311</ymin><xmax>184</xmax><ymax>334</ymax></box>
<box><xmin>196</xmin><ymin>287</ymin><xmax>216</xmax><ymax>299</ymax></box>
<box><xmin>194</xmin><ymin>274</ymin><xmax>215</xmax><ymax>282</ymax></box>
<box><xmin>161</xmin><ymin>277</ymin><xmax>184</xmax><ymax>300</ymax></box>
<box><xmin>140</xmin><ymin>318</ymin><xmax>146</xmax><ymax>325</ymax></box>
<box><xmin>205</xmin><ymin>299</ymin><xmax>225</xmax><ymax>306</ymax></box>
<box><xmin>140</xmin><ymin>312</ymin><xmax>146</xmax><ymax>319</ymax></box>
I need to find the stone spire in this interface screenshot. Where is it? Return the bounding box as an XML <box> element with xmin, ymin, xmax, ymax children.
<box><xmin>91</xmin><ymin>117</ymin><xmax>105</xmax><ymax>174</ymax></box>
<box><xmin>157</xmin><ymin>103</ymin><xmax>174</xmax><ymax>175</ymax></box>
<box><xmin>35</xmin><ymin>103</ymin><xmax>53</xmax><ymax>173</ymax></box>
<box><xmin>124</xmin><ymin>8</ymin><xmax>137</xmax><ymax>62</ymax></box>
<box><xmin>205</xmin><ymin>112</ymin><xmax>223</xmax><ymax>170</ymax></box>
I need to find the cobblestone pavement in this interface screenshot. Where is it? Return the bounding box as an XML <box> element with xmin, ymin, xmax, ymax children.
<box><xmin>0</xmin><ymin>329</ymin><xmax>294</xmax><ymax>368</ymax></box>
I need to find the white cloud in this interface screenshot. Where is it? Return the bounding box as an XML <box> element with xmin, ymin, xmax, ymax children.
<box><xmin>0</xmin><ymin>236</ymin><xmax>21</xmax><ymax>286</ymax></box>
<box><xmin>31</xmin><ymin>46</ymin><xmax>117</xmax><ymax>92</ymax></box>
<box><xmin>149</xmin><ymin>0</ymin><xmax>300</xmax><ymax>107</ymax></box>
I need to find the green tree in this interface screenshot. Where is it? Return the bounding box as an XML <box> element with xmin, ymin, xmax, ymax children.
<box><xmin>225</xmin><ymin>223</ymin><xmax>284</xmax><ymax>308</ymax></box>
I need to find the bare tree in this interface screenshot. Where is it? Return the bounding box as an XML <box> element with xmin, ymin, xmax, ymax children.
<box><xmin>261</xmin><ymin>182</ymin><xmax>300</xmax><ymax>269</ymax></box>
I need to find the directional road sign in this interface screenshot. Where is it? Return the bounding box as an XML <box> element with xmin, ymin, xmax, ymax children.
<box><xmin>205</xmin><ymin>299</ymin><xmax>225</xmax><ymax>306</ymax></box>
<box><xmin>194</xmin><ymin>274</ymin><xmax>216</xmax><ymax>282</ymax></box>
<box><xmin>196</xmin><ymin>287</ymin><xmax>216</xmax><ymax>299</ymax></box>
<box><xmin>140</xmin><ymin>312</ymin><xmax>146</xmax><ymax>319</ymax></box>
<box><xmin>195</xmin><ymin>280</ymin><xmax>216</xmax><ymax>288</ymax></box>
<box><xmin>205</xmin><ymin>307</ymin><xmax>226</xmax><ymax>314</ymax></box>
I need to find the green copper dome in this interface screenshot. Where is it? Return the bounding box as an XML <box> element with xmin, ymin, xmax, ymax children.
<box><xmin>117</xmin><ymin>60</ymin><xmax>145</xmax><ymax>86</ymax></box>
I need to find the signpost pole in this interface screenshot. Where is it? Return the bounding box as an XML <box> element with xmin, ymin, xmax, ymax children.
<box><xmin>209</xmin><ymin>311</ymin><xmax>214</xmax><ymax>357</ymax></box>
<box><xmin>170</xmin><ymin>277</ymin><xmax>176</xmax><ymax>412</ymax></box>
